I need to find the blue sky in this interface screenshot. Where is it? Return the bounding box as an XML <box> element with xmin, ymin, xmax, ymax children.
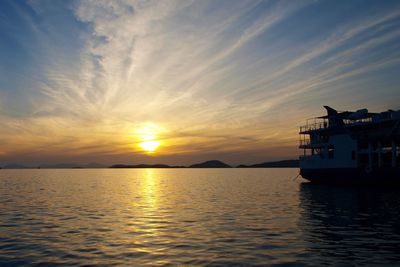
<box><xmin>0</xmin><ymin>0</ymin><xmax>400</xmax><ymax>165</ymax></box>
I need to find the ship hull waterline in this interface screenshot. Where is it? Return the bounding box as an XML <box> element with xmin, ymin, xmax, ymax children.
<box><xmin>300</xmin><ymin>167</ymin><xmax>400</xmax><ymax>185</ymax></box>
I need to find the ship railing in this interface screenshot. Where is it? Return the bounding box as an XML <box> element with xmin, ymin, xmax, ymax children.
<box><xmin>299</xmin><ymin>120</ymin><xmax>328</xmax><ymax>133</ymax></box>
<box><xmin>299</xmin><ymin>139</ymin><xmax>310</xmax><ymax>146</ymax></box>
<box><xmin>299</xmin><ymin>138</ymin><xmax>327</xmax><ymax>147</ymax></box>
<box><xmin>300</xmin><ymin>116</ymin><xmax>376</xmax><ymax>133</ymax></box>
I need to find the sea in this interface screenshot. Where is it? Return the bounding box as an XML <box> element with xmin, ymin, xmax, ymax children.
<box><xmin>1</xmin><ymin>168</ymin><xmax>400</xmax><ymax>266</ymax></box>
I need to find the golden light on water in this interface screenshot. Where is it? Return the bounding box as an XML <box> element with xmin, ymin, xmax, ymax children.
<box><xmin>136</xmin><ymin>123</ymin><xmax>163</xmax><ymax>153</ymax></box>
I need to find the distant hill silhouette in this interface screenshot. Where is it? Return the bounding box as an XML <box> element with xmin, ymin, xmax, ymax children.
<box><xmin>110</xmin><ymin>164</ymin><xmax>185</xmax><ymax>168</ymax></box>
<box><xmin>237</xmin><ymin>159</ymin><xmax>299</xmax><ymax>168</ymax></box>
<box><xmin>1</xmin><ymin>163</ymin><xmax>107</xmax><ymax>169</ymax></box>
<box><xmin>40</xmin><ymin>163</ymin><xmax>81</xmax><ymax>169</ymax></box>
<box><xmin>84</xmin><ymin>163</ymin><xmax>106</xmax><ymax>168</ymax></box>
<box><xmin>40</xmin><ymin>163</ymin><xmax>106</xmax><ymax>169</ymax></box>
<box><xmin>189</xmin><ymin>160</ymin><xmax>231</xmax><ymax>168</ymax></box>
<box><xmin>0</xmin><ymin>159</ymin><xmax>299</xmax><ymax>169</ymax></box>
<box><xmin>3</xmin><ymin>164</ymin><xmax>29</xmax><ymax>169</ymax></box>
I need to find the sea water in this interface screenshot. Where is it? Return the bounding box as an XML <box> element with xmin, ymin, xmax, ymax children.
<box><xmin>1</xmin><ymin>168</ymin><xmax>400</xmax><ymax>266</ymax></box>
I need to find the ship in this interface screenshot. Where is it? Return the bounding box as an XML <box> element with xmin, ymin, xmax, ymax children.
<box><xmin>299</xmin><ymin>106</ymin><xmax>400</xmax><ymax>184</ymax></box>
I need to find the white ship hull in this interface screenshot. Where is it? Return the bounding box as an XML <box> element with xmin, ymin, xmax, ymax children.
<box><xmin>299</xmin><ymin>106</ymin><xmax>400</xmax><ymax>184</ymax></box>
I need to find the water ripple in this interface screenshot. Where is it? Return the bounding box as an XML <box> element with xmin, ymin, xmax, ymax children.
<box><xmin>1</xmin><ymin>169</ymin><xmax>400</xmax><ymax>265</ymax></box>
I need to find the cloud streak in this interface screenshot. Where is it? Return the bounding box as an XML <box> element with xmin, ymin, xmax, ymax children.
<box><xmin>0</xmin><ymin>0</ymin><xmax>400</xmax><ymax>165</ymax></box>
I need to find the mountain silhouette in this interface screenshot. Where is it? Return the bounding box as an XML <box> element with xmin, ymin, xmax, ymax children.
<box><xmin>189</xmin><ymin>160</ymin><xmax>231</xmax><ymax>168</ymax></box>
<box><xmin>237</xmin><ymin>159</ymin><xmax>299</xmax><ymax>168</ymax></box>
<box><xmin>0</xmin><ymin>159</ymin><xmax>299</xmax><ymax>169</ymax></box>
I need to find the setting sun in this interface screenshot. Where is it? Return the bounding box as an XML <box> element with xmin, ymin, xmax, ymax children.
<box><xmin>136</xmin><ymin>123</ymin><xmax>164</xmax><ymax>153</ymax></box>
<box><xmin>139</xmin><ymin>140</ymin><xmax>160</xmax><ymax>153</ymax></box>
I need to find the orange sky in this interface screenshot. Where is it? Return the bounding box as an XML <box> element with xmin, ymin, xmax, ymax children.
<box><xmin>1</xmin><ymin>1</ymin><xmax>400</xmax><ymax>166</ymax></box>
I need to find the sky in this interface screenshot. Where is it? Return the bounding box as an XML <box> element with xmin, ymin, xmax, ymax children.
<box><xmin>0</xmin><ymin>0</ymin><xmax>400</xmax><ymax>166</ymax></box>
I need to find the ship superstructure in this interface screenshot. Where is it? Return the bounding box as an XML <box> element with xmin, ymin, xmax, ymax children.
<box><xmin>299</xmin><ymin>106</ymin><xmax>400</xmax><ymax>184</ymax></box>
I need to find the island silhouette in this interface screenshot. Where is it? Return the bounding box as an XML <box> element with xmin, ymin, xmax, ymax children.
<box><xmin>1</xmin><ymin>159</ymin><xmax>299</xmax><ymax>169</ymax></box>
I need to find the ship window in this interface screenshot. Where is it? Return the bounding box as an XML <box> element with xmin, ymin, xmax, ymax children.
<box><xmin>351</xmin><ymin>151</ymin><xmax>355</xmax><ymax>160</ymax></box>
<box><xmin>328</xmin><ymin>145</ymin><xmax>334</xmax><ymax>159</ymax></box>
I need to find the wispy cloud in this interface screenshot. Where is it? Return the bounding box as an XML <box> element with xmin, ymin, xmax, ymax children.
<box><xmin>0</xmin><ymin>0</ymin><xmax>400</xmax><ymax>164</ymax></box>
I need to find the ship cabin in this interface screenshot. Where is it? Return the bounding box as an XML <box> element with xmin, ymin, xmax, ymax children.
<box><xmin>299</xmin><ymin>106</ymin><xmax>400</xmax><ymax>171</ymax></box>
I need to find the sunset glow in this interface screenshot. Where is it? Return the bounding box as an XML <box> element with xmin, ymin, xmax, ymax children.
<box><xmin>0</xmin><ymin>0</ymin><xmax>399</xmax><ymax>166</ymax></box>
<box><xmin>139</xmin><ymin>140</ymin><xmax>161</xmax><ymax>153</ymax></box>
<box><xmin>136</xmin><ymin>124</ymin><xmax>163</xmax><ymax>153</ymax></box>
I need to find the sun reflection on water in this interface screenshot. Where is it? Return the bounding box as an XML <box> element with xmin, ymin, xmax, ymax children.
<box><xmin>127</xmin><ymin>169</ymin><xmax>166</xmax><ymax>255</ymax></box>
<box><xmin>142</xmin><ymin>169</ymin><xmax>157</xmax><ymax>209</ymax></box>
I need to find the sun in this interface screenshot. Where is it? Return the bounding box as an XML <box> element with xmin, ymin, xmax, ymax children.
<box><xmin>139</xmin><ymin>140</ymin><xmax>160</xmax><ymax>153</ymax></box>
<box><xmin>136</xmin><ymin>123</ymin><xmax>163</xmax><ymax>153</ymax></box>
